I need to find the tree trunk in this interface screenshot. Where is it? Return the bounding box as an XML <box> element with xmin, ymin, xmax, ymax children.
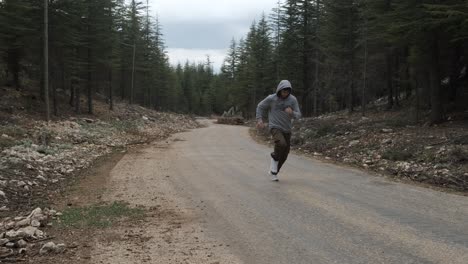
<box><xmin>87</xmin><ymin>52</ymin><xmax>93</xmax><ymax>114</ymax></box>
<box><xmin>402</xmin><ymin>47</ymin><xmax>411</xmax><ymax>99</ymax></box>
<box><xmin>386</xmin><ymin>50</ymin><xmax>394</xmax><ymax>110</ymax></box>
<box><xmin>429</xmin><ymin>33</ymin><xmax>443</xmax><ymax>124</ymax></box>
<box><xmin>109</xmin><ymin>66</ymin><xmax>113</xmax><ymax>111</ymax></box>
<box><xmin>120</xmin><ymin>61</ymin><xmax>126</xmax><ymax>100</ymax></box>
<box><xmin>394</xmin><ymin>53</ymin><xmax>400</xmax><ymax>108</ymax></box>
<box><xmin>74</xmin><ymin>81</ymin><xmax>81</xmax><ymax>114</ymax></box>
<box><xmin>313</xmin><ymin>0</ymin><xmax>320</xmax><ymax>116</ymax></box>
<box><xmin>52</xmin><ymin>70</ymin><xmax>57</xmax><ymax>116</ymax></box>
<box><xmin>362</xmin><ymin>28</ymin><xmax>368</xmax><ymax>116</ymax></box>
<box><xmin>70</xmin><ymin>76</ymin><xmax>75</xmax><ymax>107</ymax></box>
<box><xmin>87</xmin><ymin>24</ymin><xmax>93</xmax><ymax>115</ymax></box>
<box><xmin>7</xmin><ymin>48</ymin><xmax>21</xmax><ymax>89</ymax></box>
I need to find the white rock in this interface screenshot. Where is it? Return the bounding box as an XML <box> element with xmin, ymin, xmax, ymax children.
<box><xmin>17</xmin><ymin>181</ymin><xmax>26</xmax><ymax>187</ymax></box>
<box><xmin>0</xmin><ymin>191</ymin><xmax>6</xmax><ymax>199</ymax></box>
<box><xmin>28</xmin><ymin>208</ymin><xmax>43</xmax><ymax>219</ymax></box>
<box><xmin>5</xmin><ymin>221</ymin><xmax>15</xmax><ymax>230</ymax></box>
<box><xmin>55</xmin><ymin>243</ymin><xmax>66</xmax><ymax>253</ymax></box>
<box><xmin>5</xmin><ymin>230</ymin><xmax>21</xmax><ymax>239</ymax></box>
<box><xmin>17</xmin><ymin>239</ymin><xmax>27</xmax><ymax>248</ymax></box>
<box><xmin>1</xmin><ymin>134</ymin><xmax>9</xmax><ymax>138</ymax></box>
<box><xmin>40</xmin><ymin>242</ymin><xmax>56</xmax><ymax>255</ymax></box>
<box><xmin>0</xmin><ymin>238</ymin><xmax>9</xmax><ymax>246</ymax></box>
<box><xmin>31</xmin><ymin>219</ymin><xmax>41</xmax><ymax>227</ymax></box>
<box><xmin>16</xmin><ymin>226</ymin><xmax>40</xmax><ymax>238</ymax></box>
<box><xmin>37</xmin><ymin>175</ymin><xmax>47</xmax><ymax>181</ymax></box>
<box><xmin>382</xmin><ymin>138</ymin><xmax>392</xmax><ymax>144</ymax></box>
<box><xmin>5</xmin><ymin>242</ymin><xmax>15</xmax><ymax>248</ymax></box>
<box><xmin>15</xmin><ymin>218</ymin><xmax>30</xmax><ymax>228</ymax></box>
<box><xmin>349</xmin><ymin>140</ymin><xmax>360</xmax><ymax>147</ymax></box>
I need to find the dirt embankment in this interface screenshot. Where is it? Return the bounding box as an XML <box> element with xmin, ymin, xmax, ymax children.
<box><xmin>0</xmin><ymin>87</ymin><xmax>201</xmax><ymax>261</ymax></box>
<box><xmin>253</xmin><ymin>109</ymin><xmax>468</xmax><ymax>193</ymax></box>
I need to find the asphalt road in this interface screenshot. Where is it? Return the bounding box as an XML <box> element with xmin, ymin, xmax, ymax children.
<box><xmin>164</xmin><ymin>120</ymin><xmax>468</xmax><ymax>264</ymax></box>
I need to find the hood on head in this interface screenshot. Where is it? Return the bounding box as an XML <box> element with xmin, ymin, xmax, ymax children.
<box><xmin>276</xmin><ymin>80</ymin><xmax>292</xmax><ymax>96</ymax></box>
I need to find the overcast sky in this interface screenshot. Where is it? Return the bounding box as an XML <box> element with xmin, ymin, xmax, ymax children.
<box><xmin>148</xmin><ymin>0</ymin><xmax>279</xmax><ymax>72</ymax></box>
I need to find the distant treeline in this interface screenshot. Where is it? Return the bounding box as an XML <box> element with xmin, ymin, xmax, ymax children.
<box><xmin>1</xmin><ymin>1</ymin><xmax>467</xmax><ymax>123</ymax></box>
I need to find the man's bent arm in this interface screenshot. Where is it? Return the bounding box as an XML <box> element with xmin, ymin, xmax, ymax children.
<box><xmin>292</xmin><ymin>98</ymin><xmax>302</xmax><ymax>119</ymax></box>
<box><xmin>256</xmin><ymin>96</ymin><xmax>272</xmax><ymax>120</ymax></box>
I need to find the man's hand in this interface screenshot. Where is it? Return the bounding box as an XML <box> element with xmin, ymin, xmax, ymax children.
<box><xmin>285</xmin><ymin>107</ymin><xmax>293</xmax><ymax>115</ymax></box>
<box><xmin>256</xmin><ymin>119</ymin><xmax>266</xmax><ymax>129</ymax></box>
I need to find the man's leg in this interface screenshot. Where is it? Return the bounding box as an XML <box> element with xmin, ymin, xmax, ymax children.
<box><xmin>271</xmin><ymin>129</ymin><xmax>288</xmax><ymax>173</ymax></box>
<box><xmin>277</xmin><ymin>132</ymin><xmax>291</xmax><ymax>172</ymax></box>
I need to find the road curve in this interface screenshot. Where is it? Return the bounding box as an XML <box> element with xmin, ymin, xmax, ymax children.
<box><xmin>164</xmin><ymin>120</ymin><xmax>468</xmax><ymax>264</ymax></box>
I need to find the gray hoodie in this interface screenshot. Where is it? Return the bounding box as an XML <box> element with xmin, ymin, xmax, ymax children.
<box><xmin>256</xmin><ymin>80</ymin><xmax>302</xmax><ymax>133</ymax></box>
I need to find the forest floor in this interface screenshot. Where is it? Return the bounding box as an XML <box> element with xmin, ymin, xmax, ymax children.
<box><xmin>0</xmin><ymin>85</ymin><xmax>467</xmax><ymax>262</ymax></box>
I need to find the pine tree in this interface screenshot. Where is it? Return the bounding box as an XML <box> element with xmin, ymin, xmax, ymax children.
<box><xmin>0</xmin><ymin>0</ymin><xmax>40</xmax><ymax>89</ymax></box>
<box><xmin>321</xmin><ymin>0</ymin><xmax>360</xmax><ymax>112</ymax></box>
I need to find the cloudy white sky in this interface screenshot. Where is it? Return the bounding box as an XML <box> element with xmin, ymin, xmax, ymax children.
<box><xmin>148</xmin><ymin>0</ymin><xmax>279</xmax><ymax>72</ymax></box>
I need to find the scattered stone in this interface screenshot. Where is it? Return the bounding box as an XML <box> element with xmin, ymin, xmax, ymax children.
<box><xmin>0</xmin><ymin>191</ymin><xmax>6</xmax><ymax>199</ymax></box>
<box><xmin>39</xmin><ymin>242</ymin><xmax>66</xmax><ymax>254</ymax></box>
<box><xmin>0</xmin><ymin>247</ymin><xmax>13</xmax><ymax>258</ymax></box>
<box><xmin>56</xmin><ymin>243</ymin><xmax>66</xmax><ymax>253</ymax></box>
<box><xmin>349</xmin><ymin>140</ymin><xmax>360</xmax><ymax>147</ymax></box>
<box><xmin>31</xmin><ymin>219</ymin><xmax>41</xmax><ymax>227</ymax></box>
<box><xmin>5</xmin><ymin>242</ymin><xmax>15</xmax><ymax>248</ymax></box>
<box><xmin>382</xmin><ymin>138</ymin><xmax>392</xmax><ymax>144</ymax></box>
<box><xmin>48</xmin><ymin>209</ymin><xmax>57</xmax><ymax>216</ymax></box>
<box><xmin>40</xmin><ymin>242</ymin><xmax>56</xmax><ymax>255</ymax></box>
<box><xmin>17</xmin><ymin>239</ymin><xmax>27</xmax><ymax>248</ymax></box>
<box><xmin>17</xmin><ymin>181</ymin><xmax>26</xmax><ymax>187</ymax></box>
<box><xmin>15</xmin><ymin>218</ymin><xmax>30</xmax><ymax>228</ymax></box>
<box><xmin>29</xmin><ymin>208</ymin><xmax>43</xmax><ymax>219</ymax></box>
<box><xmin>0</xmin><ymin>239</ymin><xmax>9</xmax><ymax>246</ymax></box>
<box><xmin>5</xmin><ymin>221</ymin><xmax>15</xmax><ymax>230</ymax></box>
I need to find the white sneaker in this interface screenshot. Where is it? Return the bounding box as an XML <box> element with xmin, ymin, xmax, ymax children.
<box><xmin>270</xmin><ymin>157</ymin><xmax>278</xmax><ymax>174</ymax></box>
<box><xmin>269</xmin><ymin>171</ymin><xmax>279</xmax><ymax>182</ymax></box>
